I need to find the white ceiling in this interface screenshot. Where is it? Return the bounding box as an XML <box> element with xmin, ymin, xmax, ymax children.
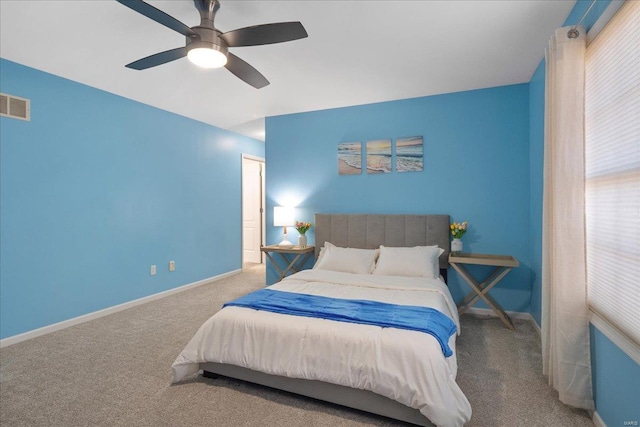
<box><xmin>0</xmin><ymin>0</ymin><xmax>574</xmax><ymax>141</ymax></box>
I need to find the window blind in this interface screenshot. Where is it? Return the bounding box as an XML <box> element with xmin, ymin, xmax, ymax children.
<box><xmin>585</xmin><ymin>0</ymin><xmax>640</xmax><ymax>355</ymax></box>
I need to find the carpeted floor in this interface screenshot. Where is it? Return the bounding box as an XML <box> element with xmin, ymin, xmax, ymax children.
<box><xmin>0</xmin><ymin>264</ymin><xmax>593</xmax><ymax>426</ymax></box>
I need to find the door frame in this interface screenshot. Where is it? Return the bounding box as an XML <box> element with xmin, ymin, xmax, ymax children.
<box><xmin>241</xmin><ymin>154</ymin><xmax>266</xmax><ymax>265</ymax></box>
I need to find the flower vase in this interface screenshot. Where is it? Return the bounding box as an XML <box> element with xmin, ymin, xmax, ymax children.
<box><xmin>451</xmin><ymin>238</ymin><xmax>463</xmax><ymax>254</ymax></box>
<box><xmin>298</xmin><ymin>234</ymin><xmax>307</xmax><ymax>248</ymax></box>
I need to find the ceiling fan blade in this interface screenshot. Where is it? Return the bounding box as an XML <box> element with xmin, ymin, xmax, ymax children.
<box><xmin>220</xmin><ymin>22</ymin><xmax>308</xmax><ymax>47</ymax></box>
<box><xmin>225</xmin><ymin>53</ymin><xmax>269</xmax><ymax>89</ymax></box>
<box><xmin>126</xmin><ymin>47</ymin><xmax>188</xmax><ymax>70</ymax></box>
<box><xmin>116</xmin><ymin>0</ymin><xmax>198</xmax><ymax>38</ymax></box>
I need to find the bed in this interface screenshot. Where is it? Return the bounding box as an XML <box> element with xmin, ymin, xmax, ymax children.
<box><xmin>172</xmin><ymin>214</ymin><xmax>472</xmax><ymax>427</ymax></box>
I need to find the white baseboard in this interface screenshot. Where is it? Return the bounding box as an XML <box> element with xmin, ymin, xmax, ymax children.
<box><xmin>464</xmin><ymin>307</ymin><xmax>542</xmax><ymax>337</ymax></box>
<box><xmin>592</xmin><ymin>410</ymin><xmax>608</xmax><ymax>427</ymax></box>
<box><xmin>0</xmin><ymin>269</ymin><xmax>241</xmax><ymax>349</ymax></box>
<box><xmin>465</xmin><ymin>307</ymin><xmax>532</xmax><ymax>321</ymax></box>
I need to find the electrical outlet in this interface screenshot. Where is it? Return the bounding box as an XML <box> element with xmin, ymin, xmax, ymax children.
<box><xmin>169</xmin><ymin>260</ymin><xmax>175</xmax><ymax>272</ymax></box>
<box><xmin>150</xmin><ymin>265</ymin><xmax>156</xmax><ymax>276</ymax></box>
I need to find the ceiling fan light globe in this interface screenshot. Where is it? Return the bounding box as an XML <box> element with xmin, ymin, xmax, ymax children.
<box><xmin>187</xmin><ymin>48</ymin><xmax>228</xmax><ymax>69</ymax></box>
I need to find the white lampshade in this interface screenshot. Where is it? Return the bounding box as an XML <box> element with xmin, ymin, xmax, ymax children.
<box><xmin>274</xmin><ymin>206</ymin><xmax>295</xmax><ymax>247</ymax></box>
<box><xmin>274</xmin><ymin>206</ymin><xmax>295</xmax><ymax>227</ymax></box>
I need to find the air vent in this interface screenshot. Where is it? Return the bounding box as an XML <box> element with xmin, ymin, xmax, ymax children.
<box><xmin>0</xmin><ymin>93</ymin><xmax>30</xmax><ymax>121</ymax></box>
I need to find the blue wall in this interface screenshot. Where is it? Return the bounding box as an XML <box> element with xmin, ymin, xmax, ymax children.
<box><xmin>590</xmin><ymin>325</ymin><xmax>640</xmax><ymax>425</ymax></box>
<box><xmin>265</xmin><ymin>84</ymin><xmax>531</xmax><ymax>310</ymax></box>
<box><xmin>527</xmin><ymin>2</ymin><xmax>640</xmax><ymax>426</ymax></box>
<box><xmin>0</xmin><ymin>59</ymin><xmax>264</xmax><ymax>339</ymax></box>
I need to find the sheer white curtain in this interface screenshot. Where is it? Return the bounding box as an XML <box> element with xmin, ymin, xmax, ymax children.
<box><xmin>541</xmin><ymin>26</ymin><xmax>594</xmax><ymax>410</ymax></box>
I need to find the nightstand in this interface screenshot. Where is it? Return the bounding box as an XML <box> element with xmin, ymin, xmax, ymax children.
<box><xmin>449</xmin><ymin>253</ymin><xmax>519</xmax><ymax>330</ymax></box>
<box><xmin>261</xmin><ymin>244</ymin><xmax>315</xmax><ymax>282</ymax></box>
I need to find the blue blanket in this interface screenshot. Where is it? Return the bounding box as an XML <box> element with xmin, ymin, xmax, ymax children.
<box><xmin>223</xmin><ymin>289</ymin><xmax>457</xmax><ymax>357</ymax></box>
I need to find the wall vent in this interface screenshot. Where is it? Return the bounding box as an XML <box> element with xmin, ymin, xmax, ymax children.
<box><xmin>0</xmin><ymin>93</ymin><xmax>30</xmax><ymax>121</ymax></box>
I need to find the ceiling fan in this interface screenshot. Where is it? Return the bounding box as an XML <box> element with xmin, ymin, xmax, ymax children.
<box><xmin>116</xmin><ymin>0</ymin><xmax>308</xmax><ymax>89</ymax></box>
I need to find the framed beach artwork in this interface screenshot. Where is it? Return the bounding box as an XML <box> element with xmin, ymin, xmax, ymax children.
<box><xmin>338</xmin><ymin>142</ymin><xmax>362</xmax><ymax>175</ymax></box>
<box><xmin>366</xmin><ymin>139</ymin><xmax>392</xmax><ymax>174</ymax></box>
<box><xmin>395</xmin><ymin>136</ymin><xmax>423</xmax><ymax>172</ymax></box>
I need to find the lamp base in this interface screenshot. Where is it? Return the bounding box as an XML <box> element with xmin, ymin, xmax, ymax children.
<box><xmin>278</xmin><ymin>231</ymin><xmax>294</xmax><ymax>248</ymax></box>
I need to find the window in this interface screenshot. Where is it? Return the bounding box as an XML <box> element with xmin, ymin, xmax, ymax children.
<box><xmin>585</xmin><ymin>0</ymin><xmax>640</xmax><ymax>362</ymax></box>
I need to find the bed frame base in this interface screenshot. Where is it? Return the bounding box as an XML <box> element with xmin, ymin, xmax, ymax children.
<box><xmin>201</xmin><ymin>362</ymin><xmax>433</xmax><ymax>426</ymax></box>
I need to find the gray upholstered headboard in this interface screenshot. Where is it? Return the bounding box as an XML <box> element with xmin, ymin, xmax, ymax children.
<box><xmin>314</xmin><ymin>214</ymin><xmax>451</xmax><ymax>270</ymax></box>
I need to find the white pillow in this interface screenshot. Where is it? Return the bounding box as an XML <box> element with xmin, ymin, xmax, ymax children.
<box><xmin>314</xmin><ymin>242</ymin><xmax>379</xmax><ymax>274</ymax></box>
<box><xmin>372</xmin><ymin>245</ymin><xmax>444</xmax><ymax>279</ymax></box>
<box><xmin>312</xmin><ymin>244</ymin><xmax>327</xmax><ymax>269</ymax></box>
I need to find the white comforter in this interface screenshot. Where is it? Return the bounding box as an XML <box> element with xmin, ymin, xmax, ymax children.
<box><xmin>172</xmin><ymin>269</ymin><xmax>472</xmax><ymax>427</ymax></box>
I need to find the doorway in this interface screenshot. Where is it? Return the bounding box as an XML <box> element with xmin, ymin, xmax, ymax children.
<box><xmin>241</xmin><ymin>154</ymin><xmax>265</xmax><ymax>266</ymax></box>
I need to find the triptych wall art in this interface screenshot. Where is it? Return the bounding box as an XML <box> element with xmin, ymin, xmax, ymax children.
<box><xmin>338</xmin><ymin>136</ymin><xmax>423</xmax><ymax>175</ymax></box>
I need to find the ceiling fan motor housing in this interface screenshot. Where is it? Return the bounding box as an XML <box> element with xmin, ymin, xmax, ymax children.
<box><xmin>188</xmin><ymin>0</ymin><xmax>227</xmax><ymax>56</ymax></box>
<box><xmin>187</xmin><ymin>26</ymin><xmax>229</xmax><ymax>57</ymax></box>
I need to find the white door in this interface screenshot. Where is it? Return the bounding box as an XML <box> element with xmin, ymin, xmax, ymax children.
<box><xmin>242</xmin><ymin>156</ymin><xmax>265</xmax><ymax>264</ymax></box>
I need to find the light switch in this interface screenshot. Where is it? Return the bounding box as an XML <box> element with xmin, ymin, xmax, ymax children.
<box><xmin>169</xmin><ymin>260</ymin><xmax>175</xmax><ymax>272</ymax></box>
<box><xmin>150</xmin><ymin>265</ymin><xmax>157</xmax><ymax>276</ymax></box>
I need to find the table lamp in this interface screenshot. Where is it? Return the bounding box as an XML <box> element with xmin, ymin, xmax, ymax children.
<box><xmin>274</xmin><ymin>206</ymin><xmax>295</xmax><ymax>247</ymax></box>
